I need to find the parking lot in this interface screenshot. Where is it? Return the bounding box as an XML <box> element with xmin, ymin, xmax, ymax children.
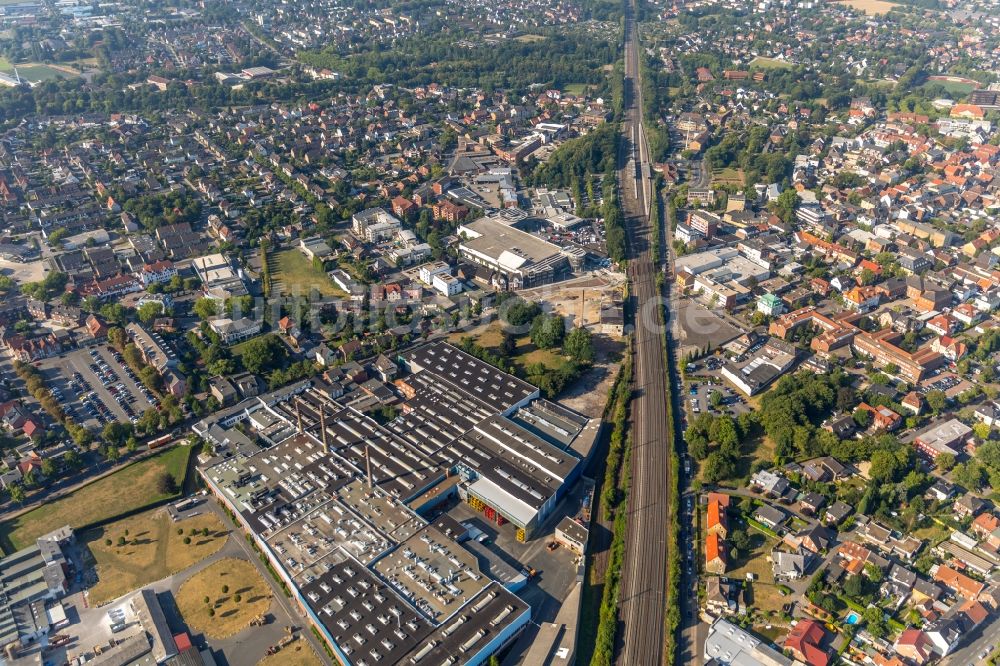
<box><xmin>684</xmin><ymin>377</ymin><xmax>750</xmax><ymax>418</ymax></box>
<box><xmin>37</xmin><ymin>345</ymin><xmax>158</xmax><ymax>429</ymax></box>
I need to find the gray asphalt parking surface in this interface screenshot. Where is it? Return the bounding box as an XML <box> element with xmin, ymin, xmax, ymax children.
<box><xmin>38</xmin><ymin>345</ymin><xmax>157</xmax><ymax>429</ymax></box>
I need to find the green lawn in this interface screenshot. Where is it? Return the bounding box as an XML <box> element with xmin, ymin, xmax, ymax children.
<box><xmin>0</xmin><ymin>64</ymin><xmax>77</xmax><ymax>82</ymax></box>
<box><xmin>563</xmin><ymin>83</ymin><xmax>589</xmax><ymax>96</ymax></box>
<box><xmin>923</xmin><ymin>80</ymin><xmax>978</xmax><ymax>96</ymax></box>
<box><xmin>749</xmin><ymin>56</ymin><xmax>793</xmax><ymax>70</ymax></box>
<box><xmin>712</xmin><ymin>167</ymin><xmax>745</xmax><ymax>186</ymax></box>
<box><xmin>0</xmin><ymin>446</ymin><xmax>194</xmax><ymax>553</ymax></box>
<box><xmin>273</xmin><ymin>249</ymin><xmax>345</xmax><ymax>298</ymax></box>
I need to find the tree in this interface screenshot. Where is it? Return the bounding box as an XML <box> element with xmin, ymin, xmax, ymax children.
<box><xmin>8</xmin><ymin>483</ymin><xmax>25</xmax><ymax>505</ymax></box>
<box><xmin>193</xmin><ymin>298</ymin><xmax>219</xmax><ymax>321</ymax></box>
<box><xmin>530</xmin><ymin>313</ymin><xmax>565</xmax><ymax>350</ymax></box>
<box><xmin>99</xmin><ymin>302</ymin><xmax>128</xmax><ymax>325</ymax></box>
<box><xmin>108</xmin><ymin>326</ymin><xmax>128</xmax><ymax>350</ymax></box>
<box><xmin>564</xmin><ymin>327</ymin><xmax>594</xmax><ymax>364</ymax></box>
<box><xmin>156</xmin><ymin>471</ymin><xmax>177</xmax><ymax>495</ymax></box>
<box><xmin>498</xmin><ymin>332</ymin><xmax>517</xmax><ymax>358</ymax></box>
<box><xmin>953</xmin><ymin>460</ymin><xmax>985</xmax><ymax>491</ymax></box>
<box><xmin>39</xmin><ymin>458</ymin><xmax>55</xmax><ymax>478</ymax></box>
<box><xmin>843</xmin><ymin>573</ymin><xmax>864</xmax><ymax>598</ymax></box>
<box><xmin>925</xmin><ymin>390</ymin><xmax>947</xmax><ymax>414</ymax></box>
<box><xmin>973</xmin><ymin>423</ymin><xmax>991</xmax><ymax>442</ymax></box>
<box><xmin>869</xmin><ymin>449</ymin><xmax>900</xmax><ymax>483</ymax></box>
<box><xmin>936</xmin><ymin>452</ymin><xmax>956</xmax><ymax>472</ymax></box>
<box><xmin>239</xmin><ymin>335</ymin><xmax>287</xmax><ymax>374</ymax></box>
<box><xmin>709</xmin><ymin>390</ymin><xmax>723</xmax><ymax>409</ymax></box>
<box><xmin>137</xmin><ymin>301</ymin><xmax>163</xmax><ymax>324</ymax></box>
<box><xmin>852</xmin><ymin>408</ymin><xmax>871</xmax><ymax>429</ymax></box>
<box><xmin>702</xmin><ymin>451</ymin><xmax>736</xmax><ymax>483</ymax></box>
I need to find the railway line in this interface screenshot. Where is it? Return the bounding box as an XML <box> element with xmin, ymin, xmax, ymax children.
<box><xmin>614</xmin><ymin>1</ymin><xmax>675</xmax><ymax>664</ymax></box>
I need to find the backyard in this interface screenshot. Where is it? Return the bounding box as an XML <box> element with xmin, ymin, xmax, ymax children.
<box><xmin>84</xmin><ymin>507</ymin><xmax>229</xmax><ymax>606</ymax></box>
<box><xmin>176</xmin><ymin>558</ymin><xmax>273</xmax><ymax>639</ymax></box>
<box><xmin>0</xmin><ymin>445</ymin><xmax>194</xmax><ymax>553</ymax></box>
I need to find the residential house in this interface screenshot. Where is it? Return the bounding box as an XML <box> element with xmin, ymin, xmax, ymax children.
<box><xmin>706</xmin><ymin>533</ymin><xmax>728</xmax><ymax>574</ymax></box>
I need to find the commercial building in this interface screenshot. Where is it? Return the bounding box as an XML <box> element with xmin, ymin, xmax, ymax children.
<box><xmin>195</xmin><ymin>342</ymin><xmax>596</xmax><ymax>664</ymax></box>
<box><xmin>0</xmin><ymin>526</ymin><xmax>74</xmax><ymax>651</ymax></box>
<box><xmin>192</xmin><ymin>253</ymin><xmax>247</xmax><ymax>299</ymax></box>
<box><xmin>704</xmin><ymin>617</ymin><xmax>792</xmax><ymax>666</ymax></box>
<box><xmin>720</xmin><ymin>338</ymin><xmax>797</xmax><ymax>396</ymax></box>
<box><xmin>458</xmin><ymin>215</ymin><xmax>571</xmax><ymax>290</ymax></box>
<box><xmin>914</xmin><ymin>419</ymin><xmax>973</xmax><ymax>460</ymax></box>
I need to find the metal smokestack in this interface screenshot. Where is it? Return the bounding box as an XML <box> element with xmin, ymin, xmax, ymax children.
<box><xmin>366</xmin><ymin>445</ymin><xmax>373</xmax><ymax>491</ymax></box>
<box><xmin>320</xmin><ymin>406</ymin><xmax>328</xmax><ymax>453</ymax></box>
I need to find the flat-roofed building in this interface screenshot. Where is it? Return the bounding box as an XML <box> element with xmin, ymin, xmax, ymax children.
<box><xmin>458</xmin><ymin>215</ymin><xmax>570</xmax><ymax>290</ymax></box>
<box><xmin>914</xmin><ymin>419</ymin><xmax>973</xmax><ymax>460</ymax></box>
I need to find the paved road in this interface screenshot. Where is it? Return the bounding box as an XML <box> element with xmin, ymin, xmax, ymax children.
<box><xmin>615</xmin><ymin>2</ymin><xmax>674</xmax><ymax>664</ymax></box>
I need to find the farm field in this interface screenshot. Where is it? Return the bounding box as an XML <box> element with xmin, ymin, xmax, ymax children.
<box><xmin>176</xmin><ymin>558</ymin><xmax>273</xmax><ymax>639</ymax></box>
<box><xmin>84</xmin><ymin>508</ymin><xmax>229</xmax><ymax>606</ymax></box>
<box><xmin>836</xmin><ymin>0</ymin><xmax>898</xmax><ymax>15</ymax></box>
<box><xmin>272</xmin><ymin>249</ymin><xmax>345</xmax><ymax>297</ymax></box>
<box><xmin>0</xmin><ymin>445</ymin><xmax>193</xmax><ymax>553</ymax></box>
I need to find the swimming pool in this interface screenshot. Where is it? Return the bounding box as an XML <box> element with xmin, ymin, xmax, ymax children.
<box><xmin>845</xmin><ymin>611</ymin><xmax>861</xmax><ymax>625</ymax></box>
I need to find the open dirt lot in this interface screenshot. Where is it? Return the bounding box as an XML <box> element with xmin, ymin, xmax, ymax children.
<box><xmin>518</xmin><ymin>273</ymin><xmax>625</xmax><ymax>329</ymax></box>
<box><xmin>84</xmin><ymin>507</ymin><xmax>229</xmax><ymax>606</ymax></box>
<box><xmin>0</xmin><ymin>258</ymin><xmax>48</xmax><ymax>282</ymax></box>
<box><xmin>176</xmin><ymin>558</ymin><xmax>273</xmax><ymax>639</ymax></box>
<box><xmin>258</xmin><ymin>637</ymin><xmax>323</xmax><ymax>666</ymax></box>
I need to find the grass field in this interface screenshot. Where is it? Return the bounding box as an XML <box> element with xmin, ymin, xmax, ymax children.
<box><xmin>515</xmin><ymin>34</ymin><xmax>546</xmax><ymax>43</ymax></box>
<box><xmin>273</xmin><ymin>249</ymin><xmax>345</xmax><ymax>298</ymax></box>
<box><xmin>836</xmin><ymin>0</ymin><xmax>898</xmax><ymax>14</ymax></box>
<box><xmin>84</xmin><ymin>508</ymin><xmax>228</xmax><ymax>606</ymax></box>
<box><xmin>448</xmin><ymin>322</ymin><xmax>572</xmax><ymax>375</ymax></box>
<box><xmin>924</xmin><ymin>80</ymin><xmax>978</xmax><ymax>96</ymax></box>
<box><xmin>712</xmin><ymin>167</ymin><xmax>745</xmax><ymax>186</ymax></box>
<box><xmin>749</xmin><ymin>56</ymin><xmax>792</xmax><ymax>70</ymax></box>
<box><xmin>0</xmin><ymin>63</ymin><xmax>77</xmax><ymax>82</ymax></box>
<box><xmin>728</xmin><ymin>534</ymin><xmax>779</xmax><ymax>586</ymax></box>
<box><xmin>258</xmin><ymin>638</ymin><xmax>323</xmax><ymax>666</ymax></box>
<box><xmin>563</xmin><ymin>83</ymin><xmax>589</xmax><ymax>96</ymax></box>
<box><xmin>0</xmin><ymin>446</ymin><xmax>193</xmax><ymax>553</ymax></box>
<box><xmin>177</xmin><ymin>558</ymin><xmax>272</xmax><ymax>639</ymax></box>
